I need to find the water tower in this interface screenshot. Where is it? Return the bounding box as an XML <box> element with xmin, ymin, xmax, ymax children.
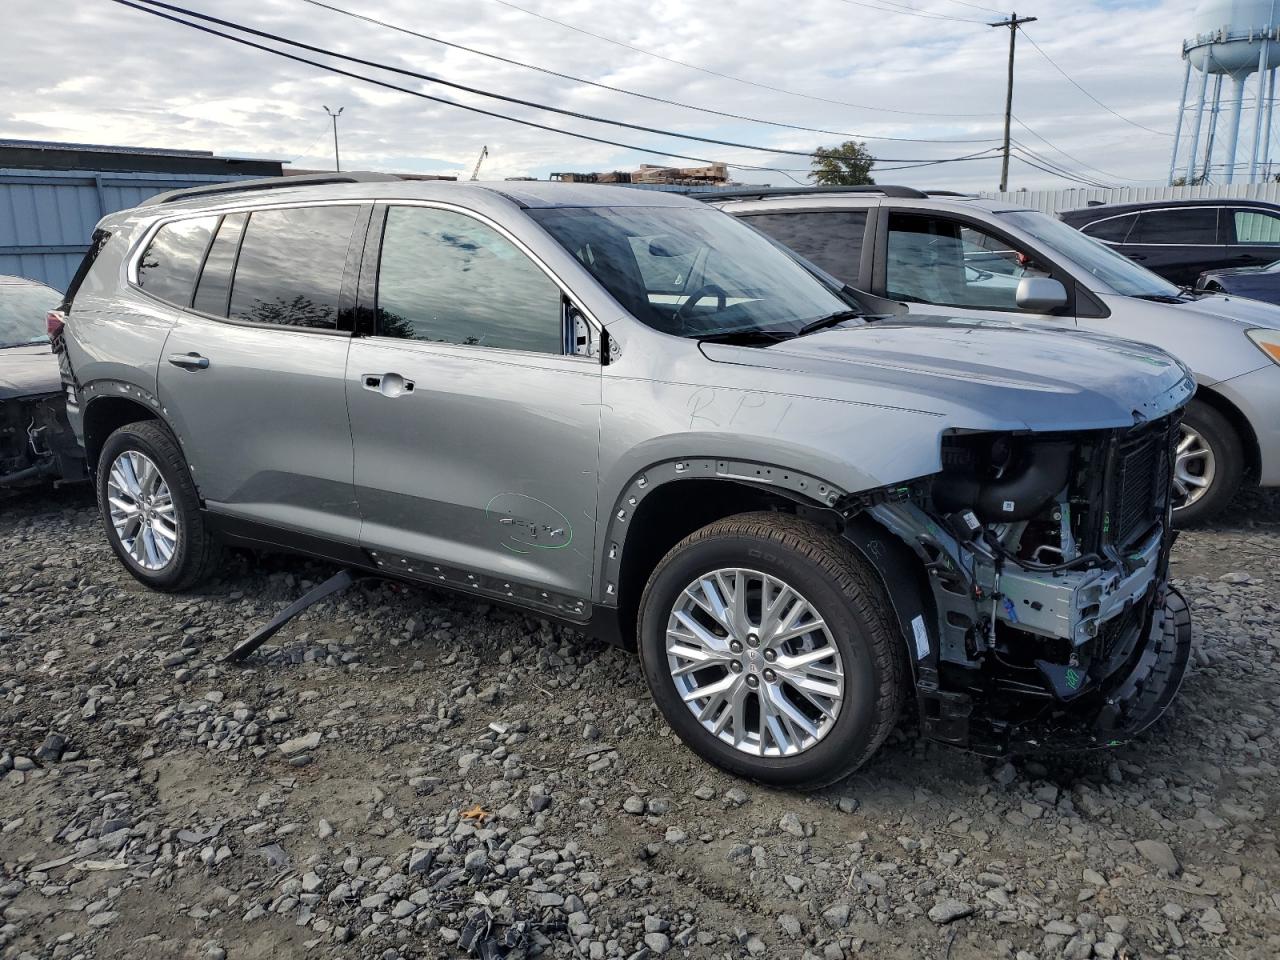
<box><xmin>1170</xmin><ymin>1</ymin><xmax>1280</xmax><ymax>184</ymax></box>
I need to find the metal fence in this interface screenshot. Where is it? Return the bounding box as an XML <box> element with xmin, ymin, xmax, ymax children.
<box><xmin>0</xmin><ymin>168</ymin><xmax>251</xmax><ymax>291</ymax></box>
<box><xmin>980</xmin><ymin>182</ymin><xmax>1280</xmax><ymax>215</ymax></box>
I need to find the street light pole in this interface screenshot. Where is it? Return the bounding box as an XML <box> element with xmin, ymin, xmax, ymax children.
<box><xmin>323</xmin><ymin>105</ymin><xmax>344</xmax><ymax>172</ymax></box>
<box><xmin>991</xmin><ymin>12</ymin><xmax>1037</xmax><ymax>193</ymax></box>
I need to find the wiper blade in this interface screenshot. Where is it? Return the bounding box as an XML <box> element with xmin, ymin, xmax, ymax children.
<box><xmin>794</xmin><ymin>310</ymin><xmax>862</xmax><ymax>337</ymax></box>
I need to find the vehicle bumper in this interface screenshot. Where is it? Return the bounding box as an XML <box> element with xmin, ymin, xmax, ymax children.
<box><xmin>1214</xmin><ymin>363</ymin><xmax>1280</xmax><ymax>486</ymax></box>
<box><xmin>921</xmin><ymin>587</ymin><xmax>1192</xmax><ymax>756</ymax></box>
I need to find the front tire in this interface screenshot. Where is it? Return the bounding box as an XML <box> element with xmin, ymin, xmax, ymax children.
<box><xmin>637</xmin><ymin>513</ymin><xmax>906</xmax><ymax>789</ymax></box>
<box><xmin>96</xmin><ymin>420</ymin><xmax>221</xmax><ymax>591</ymax></box>
<box><xmin>1173</xmin><ymin>400</ymin><xmax>1243</xmax><ymax>526</ymax></box>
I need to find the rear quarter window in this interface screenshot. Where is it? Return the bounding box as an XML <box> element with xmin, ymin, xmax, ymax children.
<box><xmin>136</xmin><ymin>217</ymin><xmax>218</xmax><ymax>307</ymax></box>
<box><xmin>739</xmin><ymin>210</ymin><xmax>868</xmax><ymax>283</ymax></box>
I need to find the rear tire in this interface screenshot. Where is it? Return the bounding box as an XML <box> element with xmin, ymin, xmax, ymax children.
<box><xmin>97</xmin><ymin>420</ymin><xmax>221</xmax><ymax>591</ymax></box>
<box><xmin>637</xmin><ymin>512</ymin><xmax>906</xmax><ymax>789</ymax></box>
<box><xmin>1173</xmin><ymin>400</ymin><xmax>1243</xmax><ymax>526</ymax></box>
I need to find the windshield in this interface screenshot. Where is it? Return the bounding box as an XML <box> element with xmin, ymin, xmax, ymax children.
<box><xmin>996</xmin><ymin>210</ymin><xmax>1183</xmax><ymax>299</ymax></box>
<box><xmin>0</xmin><ymin>281</ymin><xmax>60</xmax><ymax>348</ymax></box>
<box><xmin>528</xmin><ymin>205</ymin><xmax>857</xmax><ymax>339</ymax></box>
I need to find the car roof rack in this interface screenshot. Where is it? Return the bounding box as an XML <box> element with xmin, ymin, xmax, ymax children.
<box><xmin>140</xmin><ymin>171</ymin><xmax>403</xmax><ymax>206</ymax></box>
<box><xmin>695</xmin><ymin>185</ymin><xmax>928</xmax><ymax>202</ymax></box>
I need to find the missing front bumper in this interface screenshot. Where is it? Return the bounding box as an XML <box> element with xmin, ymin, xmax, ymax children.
<box><xmin>919</xmin><ymin>588</ymin><xmax>1192</xmax><ymax>756</ymax></box>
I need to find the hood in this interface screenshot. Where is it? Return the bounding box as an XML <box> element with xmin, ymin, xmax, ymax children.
<box><xmin>0</xmin><ymin>344</ymin><xmax>61</xmax><ymax>401</ymax></box>
<box><xmin>700</xmin><ymin>317</ymin><xmax>1194</xmax><ymax>432</ymax></box>
<box><xmin>1169</xmin><ymin>290</ymin><xmax>1280</xmax><ymax>329</ymax></box>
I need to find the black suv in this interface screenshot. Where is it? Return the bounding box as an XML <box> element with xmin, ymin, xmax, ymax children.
<box><xmin>1059</xmin><ymin>198</ymin><xmax>1280</xmax><ymax>286</ymax></box>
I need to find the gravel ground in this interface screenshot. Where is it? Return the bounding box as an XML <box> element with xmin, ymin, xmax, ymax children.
<box><xmin>1</xmin><ymin>485</ymin><xmax>1278</xmax><ymax>960</ymax></box>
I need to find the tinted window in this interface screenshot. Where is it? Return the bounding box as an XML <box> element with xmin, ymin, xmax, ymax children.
<box><xmin>1127</xmin><ymin>208</ymin><xmax>1218</xmax><ymax>245</ymax></box>
<box><xmin>0</xmin><ymin>280</ymin><xmax>60</xmax><ymax>348</ymax></box>
<box><xmin>136</xmin><ymin>216</ymin><xmax>217</xmax><ymax>306</ymax></box>
<box><xmin>1231</xmin><ymin>209</ymin><xmax>1280</xmax><ymax>244</ymax></box>
<box><xmin>739</xmin><ymin>211</ymin><xmax>867</xmax><ymax>282</ymax></box>
<box><xmin>376</xmin><ymin>206</ymin><xmax>563</xmax><ymax>353</ymax></box>
<box><xmin>228</xmin><ymin>206</ymin><xmax>359</xmax><ymax>328</ymax></box>
<box><xmin>1081</xmin><ymin>214</ymin><xmax>1137</xmax><ymax>244</ymax></box>
<box><xmin>886</xmin><ymin>214</ymin><xmax>1048</xmax><ymax>311</ymax></box>
<box><xmin>192</xmin><ymin>213</ymin><xmax>247</xmax><ymax>316</ymax></box>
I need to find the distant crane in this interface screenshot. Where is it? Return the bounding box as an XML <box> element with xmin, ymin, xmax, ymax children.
<box><xmin>469</xmin><ymin>146</ymin><xmax>488</xmax><ymax>181</ymax></box>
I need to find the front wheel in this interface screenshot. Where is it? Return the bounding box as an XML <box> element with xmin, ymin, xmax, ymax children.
<box><xmin>637</xmin><ymin>513</ymin><xmax>906</xmax><ymax>789</ymax></box>
<box><xmin>1172</xmin><ymin>400</ymin><xmax>1243</xmax><ymax>526</ymax></box>
<box><xmin>96</xmin><ymin>420</ymin><xmax>221</xmax><ymax>591</ymax></box>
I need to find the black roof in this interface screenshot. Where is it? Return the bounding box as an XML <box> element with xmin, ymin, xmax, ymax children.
<box><xmin>1060</xmin><ymin>197</ymin><xmax>1280</xmax><ymax>222</ymax></box>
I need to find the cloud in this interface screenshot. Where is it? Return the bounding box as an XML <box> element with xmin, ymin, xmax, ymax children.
<box><xmin>0</xmin><ymin>0</ymin><xmax>1190</xmax><ymax>189</ymax></box>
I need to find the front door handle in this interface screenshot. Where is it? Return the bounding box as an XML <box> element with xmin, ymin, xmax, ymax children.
<box><xmin>362</xmin><ymin>372</ymin><xmax>415</xmax><ymax>398</ymax></box>
<box><xmin>167</xmin><ymin>352</ymin><xmax>209</xmax><ymax>370</ymax></box>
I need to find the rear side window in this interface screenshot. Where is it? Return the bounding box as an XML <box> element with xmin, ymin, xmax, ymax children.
<box><xmin>375</xmin><ymin>206</ymin><xmax>563</xmax><ymax>353</ymax></box>
<box><xmin>739</xmin><ymin>211</ymin><xmax>868</xmax><ymax>282</ymax></box>
<box><xmin>1127</xmin><ymin>208</ymin><xmax>1218</xmax><ymax>245</ymax></box>
<box><xmin>228</xmin><ymin>206</ymin><xmax>359</xmax><ymax>329</ymax></box>
<box><xmin>136</xmin><ymin>217</ymin><xmax>217</xmax><ymax>306</ymax></box>
<box><xmin>1231</xmin><ymin>208</ymin><xmax>1280</xmax><ymax>244</ymax></box>
<box><xmin>1081</xmin><ymin>214</ymin><xmax>1137</xmax><ymax>244</ymax></box>
<box><xmin>192</xmin><ymin>213</ymin><xmax>247</xmax><ymax>316</ymax></box>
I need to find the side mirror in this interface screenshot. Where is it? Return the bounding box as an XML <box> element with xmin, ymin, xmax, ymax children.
<box><xmin>1016</xmin><ymin>276</ymin><xmax>1068</xmax><ymax>313</ymax></box>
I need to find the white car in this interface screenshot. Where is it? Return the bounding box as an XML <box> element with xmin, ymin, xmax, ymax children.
<box><xmin>713</xmin><ymin>187</ymin><xmax>1280</xmax><ymax>523</ymax></box>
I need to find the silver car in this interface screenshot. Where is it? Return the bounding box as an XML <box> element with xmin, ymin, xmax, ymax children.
<box><xmin>57</xmin><ymin>176</ymin><xmax>1193</xmax><ymax>787</ymax></box>
<box><xmin>714</xmin><ymin>186</ymin><xmax>1280</xmax><ymax>524</ymax></box>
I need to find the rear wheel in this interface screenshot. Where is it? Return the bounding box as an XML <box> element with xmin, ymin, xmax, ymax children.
<box><xmin>1173</xmin><ymin>400</ymin><xmax>1243</xmax><ymax>526</ymax></box>
<box><xmin>96</xmin><ymin>421</ymin><xmax>221</xmax><ymax>591</ymax></box>
<box><xmin>637</xmin><ymin>513</ymin><xmax>906</xmax><ymax>789</ymax></box>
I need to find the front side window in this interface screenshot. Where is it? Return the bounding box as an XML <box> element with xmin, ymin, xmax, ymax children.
<box><xmin>1231</xmin><ymin>208</ymin><xmax>1280</xmax><ymax>245</ymax></box>
<box><xmin>886</xmin><ymin>214</ymin><xmax>1043</xmax><ymax>311</ymax></box>
<box><xmin>739</xmin><ymin>210</ymin><xmax>868</xmax><ymax>283</ymax></box>
<box><xmin>1081</xmin><ymin>214</ymin><xmax>1137</xmax><ymax>244</ymax></box>
<box><xmin>228</xmin><ymin>205</ymin><xmax>359</xmax><ymax>329</ymax></box>
<box><xmin>375</xmin><ymin>206</ymin><xmax>564</xmax><ymax>353</ymax></box>
<box><xmin>1127</xmin><ymin>208</ymin><xmax>1218</xmax><ymax>245</ymax></box>
<box><xmin>136</xmin><ymin>216</ymin><xmax>217</xmax><ymax>306</ymax></box>
<box><xmin>528</xmin><ymin>205</ymin><xmax>855</xmax><ymax>339</ymax></box>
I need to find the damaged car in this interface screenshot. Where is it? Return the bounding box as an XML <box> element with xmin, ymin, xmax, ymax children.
<box><xmin>57</xmin><ymin>176</ymin><xmax>1193</xmax><ymax>787</ymax></box>
<box><xmin>1</xmin><ymin>275</ymin><xmax>83</xmax><ymax>491</ymax></box>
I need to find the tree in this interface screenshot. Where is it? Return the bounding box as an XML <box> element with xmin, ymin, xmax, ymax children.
<box><xmin>810</xmin><ymin>141</ymin><xmax>876</xmax><ymax>186</ymax></box>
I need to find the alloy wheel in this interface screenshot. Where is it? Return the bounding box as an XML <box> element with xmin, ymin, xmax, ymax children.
<box><xmin>665</xmin><ymin>568</ymin><xmax>844</xmax><ymax>757</ymax></box>
<box><xmin>106</xmin><ymin>450</ymin><xmax>178</xmax><ymax>571</ymax></box>
<box><xmin>1172</xmin><ymin>424</ymin><xmax>1216</xmax><ymax>511</ymax></box>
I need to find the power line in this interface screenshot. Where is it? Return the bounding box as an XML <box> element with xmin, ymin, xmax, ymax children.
<box><xmin>832</xmin><ymin>0</ymin><xmax>988</xmax><ymax>24</ymax></box>
<box><xmin>1020</xmin><ymin>29</ymin><xmax>1173</xmax><ymax>138</ymax></box>
<box><xmin>488</xmin><ymin>0</ymin><xmax>998</xmax><ymax>119</ymax></box>
<box><xmin>1012</xmin><ymin>144</ymin><xmax>1113</xmax><ymax>188</ymax></box>
<box><xmin>1011</xmin><ymin>117</ymin><xmax>1160</xmax><ymax>184</ymax></box>
<box><xmin>295</xmin><ymin>0</ymin><xmax>999</xmax><ymax>144</ymax></box>
<box><xmin>107</xmin><ymin>0</ymin><xmax>993</xmax><ymax>176</ymax></box>
<box><xmin>1009</xmin><ymin>149</ymin><xmax>1113</xmax><ymax>188</ymax></box>
<box><xmin>937</xmin><ymin>0</ymin><xmax>1005</xmax><ymax>13</ymax></box>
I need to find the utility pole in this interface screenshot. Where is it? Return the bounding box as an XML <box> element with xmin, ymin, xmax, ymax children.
<box><xmin>991</xmin><ymin>12</ymin><xmax>1037</xmax><ymax>193</ymax></box>
<box><xmin>323</xmin><ymin>105</ymin><xmax>344</xmax><ymax>172</ymax></box>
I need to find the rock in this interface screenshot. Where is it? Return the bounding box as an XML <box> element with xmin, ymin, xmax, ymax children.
<box><xmin>928</xmin><ymin>900</ymin><xmax>973</xmax><ymax>924</ymax></box>
<box><xmin>622</xmin><ymin>796</ymin><xmax>645</xmax><ymax>815</ymax></box>
<box><xmin>643</xmin><ymin>932</ymin><xmax>671</xmax><ymax>955</ymax></box>
<box><xmin>821</xmin><ymin>902</ymin><xmax>851</xmax><ymax>928</ymax></box>
<box><xmin>1134</xmin><ymin>839</ymin><xmax>1180</xmax><ymax>875</ymax></box>
<box><xmin>778</xmin><ymin>812</ymin><xmax>805</xmax><ymax>837</ymax></box>
<box><xmin>279</xmin><ymin>732</ymin><xmax>322</xmax><ymax>756</ymax></box>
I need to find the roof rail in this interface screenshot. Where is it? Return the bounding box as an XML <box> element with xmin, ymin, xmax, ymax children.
<box><xmin>696</xmin><ymin>185</ymin><xmax>928</xmax><ymax>202</ymax></box>
<box><xmin>140</xmin><ymin>171</ymin><xmax>403</xmax><ymax>206</ymax></box>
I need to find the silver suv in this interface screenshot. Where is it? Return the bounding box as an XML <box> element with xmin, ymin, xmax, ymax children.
<box><xmin>713</xmin><ymin>186</ymin><xmax>1280</xmax><ymax>524</ymax></box>
<box><xmin>56</xmin><ymin>175</ymin><xmax>1194</xmax><ymax>787</ymax></box>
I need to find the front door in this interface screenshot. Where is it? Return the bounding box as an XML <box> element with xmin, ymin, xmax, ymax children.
<box><xmin>156</xmin><ymin>203</ymin><xmax>365</xmax><ymax>543</ymax></box>
<box><xmin>880</xmin><ymin>212</ymin><xmax>1074</xmax><ymax>327</ymax></box>
<box><xmin>346</xmin><ymin>204</ymin><xmax>601</xmax><ymax>611</ymax></box>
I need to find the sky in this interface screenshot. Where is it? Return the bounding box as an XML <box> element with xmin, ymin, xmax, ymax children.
<box><xmin>0</xmin><ymin>0</ymin><xmax>1197</xmax><ymax>192</ymax></box>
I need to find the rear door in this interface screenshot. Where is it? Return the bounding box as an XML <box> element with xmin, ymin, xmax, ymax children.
<box><xmin>346</xmin><ymin>203</ymin><xmax>601</xmax><ymax>610</ymax></box>
<box><xmin>1223</xmin><ymin>206</ymin><xmax>1280</xmax><ymax>270</ymax></box>
<box><xmin>1118</xmin><ymin>207</ymin><xmax>1223</xmax><ymax>284</ymax></box>
<box><xmin>156</xmin><ymin>202</ymin><xmax>366</xmax><ymax>543</ymax></box>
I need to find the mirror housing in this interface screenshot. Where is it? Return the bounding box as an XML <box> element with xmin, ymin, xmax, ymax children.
<box><xmin>1016</xmin><ymin>276</ymin><xmax>1068</xmax><ymax>313</ymax></box>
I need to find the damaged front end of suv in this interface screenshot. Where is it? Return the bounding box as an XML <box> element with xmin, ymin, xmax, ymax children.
<box><xmin>847</xmin><ymin>406</ymin><xmax>1194</xmax><ymax>757</ymax></box>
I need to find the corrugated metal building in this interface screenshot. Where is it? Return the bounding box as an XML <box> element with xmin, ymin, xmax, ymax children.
<box><xmin>0</xmin><ymin>140</ymin><xmax>282</xmax><ymax>291</ymax></box>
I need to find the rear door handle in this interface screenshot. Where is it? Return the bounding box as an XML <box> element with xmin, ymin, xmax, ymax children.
<box><xmin>167</xmin><ymin>352</ymin><xmax>209</xmax><ymax>370</ymax></box>
<box><xmin>362</xmin><ymin>372</ymin><xmax>414</xmax><ymax>397</ymax></box>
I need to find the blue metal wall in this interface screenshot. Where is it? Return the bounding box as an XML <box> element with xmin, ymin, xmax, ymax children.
<box><xmin>0</xmin><ymin>168</ymin><xmax>252</xmax><ymax>291</ymax></box>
